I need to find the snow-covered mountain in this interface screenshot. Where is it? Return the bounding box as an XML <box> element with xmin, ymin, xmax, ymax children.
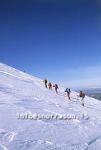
<box><xmin>0</xmin><ymin>63</ymin><xmax>101</xmax><ymax>150</ymax></box>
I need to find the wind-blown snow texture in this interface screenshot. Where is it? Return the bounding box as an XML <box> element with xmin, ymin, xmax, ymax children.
<box><xmin>0</xmin><ymin>63</ymin><xmax>101</xmax><ymax>150</ymax></box>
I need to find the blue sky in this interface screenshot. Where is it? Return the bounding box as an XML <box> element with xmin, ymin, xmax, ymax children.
<box><xmin>0</xmin><ymin>0</ymin><xmax>101</xmax><ymax>89</ymax></box>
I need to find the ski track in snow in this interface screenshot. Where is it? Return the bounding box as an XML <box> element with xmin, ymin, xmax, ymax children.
<box><xmin>3</xmin><ymin>132</ymin><xmax>17</xmax><ymax>143</ymax></box>
<box><xmin>0</xmin><ymin>63</ymin><xmax>101</xmax><ymax>150</ymax></box>
<box><xmin>0</xmin><ymin>144</ymin><xmax>8</xmax><ymax>150</ymax></box>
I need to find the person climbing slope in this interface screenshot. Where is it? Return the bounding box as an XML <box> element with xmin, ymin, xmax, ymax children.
<box><xmin>48</xmin><ymin>82</ymin><xmax>52</xmax><ymax>90</ymax></box>
<box><xmin>79</xmin><ymin>91</ymin><xmax>85</xmax><ymax>106</ymax></box>
<box><xmin>43</xmin><ymin>79</ymin><xmax>48</xmax><ymax>88</ymax></box>
<box><xmin>53</xmin><ymin>84</ymin><xmax>59</xmax><ymax>94</ymax></box>
<box><xmin>65</xmin><ymin>88</ymin><xmax>71</xmax><ymax>100</ymax></box>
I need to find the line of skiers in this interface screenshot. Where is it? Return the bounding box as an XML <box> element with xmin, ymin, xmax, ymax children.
<box><xmin>43</xmin><ymin>79</ymin><xmax>85</xmax><ymax>106</ymax></box>
<box><xmin>44</xmin><ymin>79</ymin><xmax>59</xmax><ymax>94</ymax></box>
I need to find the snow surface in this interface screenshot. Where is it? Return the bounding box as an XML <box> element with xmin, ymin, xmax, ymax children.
<box><xmin>0</xmin><ymin>62</ymin><xmax>101</xmax><ymax>150</ymax></box>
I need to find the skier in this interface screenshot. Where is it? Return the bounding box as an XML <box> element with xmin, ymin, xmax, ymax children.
<box><xmin>79</xmin><ymin>91</ymin><xmax>85</xmax><ymax>106</ymax></box>
<box><xmin>53</xmin><ymin>84</ymin><xmax>59</xmax><ymax>94</ymax></box>
<box><xmin>43</xmin><ymin>79</ymin><xmax>48</xmax><ymax>88</ymax></box>
<box><xmin>48</xmin><ymin>82</ymin><xmax>52</xmax><ymax>90</ymax></box>
<box><xmin>65</xmin><ymin>88</ymin><xmax>71</xmax><ymax>100</ymax></box>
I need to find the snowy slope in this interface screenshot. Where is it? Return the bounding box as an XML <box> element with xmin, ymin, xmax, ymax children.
<box><xmin>0</xmin><ymin>63</ymin><xmax>101</xmax><ymax>150</ymax></box>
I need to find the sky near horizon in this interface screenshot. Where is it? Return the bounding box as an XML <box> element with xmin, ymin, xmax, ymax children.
<box><xmin>0</xmin><ymin>0</ymin><xmax>101</xmax><ymax>89</ymax></box>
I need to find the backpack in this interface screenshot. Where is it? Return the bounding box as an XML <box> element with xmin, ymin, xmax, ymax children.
<box><xmin>65</xmin><ymin>88</ymin><xmax>69</xmax><ymax>93</ymax></box>
<box><xmin>65</xmin><ymin>88</ymin><xmax>68</xmax><ymax>92</ymax></box>
<box><xmin>48</xmin><ymin>83</ymin><xmax>52</xmax><ymax>86</ymax></box>
<box><xmin>44</xmin><ymin>80</ymin><xmax>47</xmax><ymax>83</ymax></box>
<box><xmin>55</xmin><ymin>84</ymin><xmax>58</xmax><ymax>88</ymax></box>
